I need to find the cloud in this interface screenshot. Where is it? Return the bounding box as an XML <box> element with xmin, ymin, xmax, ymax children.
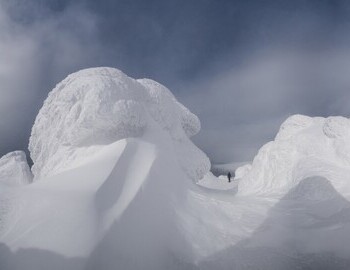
<box><xmin>2</xmin><ymin>0</ymin><xmax>350</xmax><ymax>166</ymax></box>
<box><xmin>0</xmin><ymin>1</ymin><xmax>100</xmax><ymax>157</ymax></box>
<box><xmin>184</xmin><ymin>48</ymin><xmax>350</xmax><ymax>163</ymax></box>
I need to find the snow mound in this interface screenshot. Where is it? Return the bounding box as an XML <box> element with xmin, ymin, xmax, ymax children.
<box><xmin>0</xmin><ymin>151</ymin><xmax>32</xmax><ymax>186</ymax></box>
<box><xmin>0</xmin><ymin>67</ymin><xmax>211</xmax><ymax>269</ymax></box>
<box><xmin>237</xmin><ymin>114</ymin><xmax>350</xmax><ymax>196</ymax></box>
<box><xmin>29</xmin><ymin>67</ymin><xmax>209</xmax><ymax>181</ymax></box>
<box><xmin>3</xmin><ymin>67</ymin><xmax>350</xmax><ymax>269</ymax></box>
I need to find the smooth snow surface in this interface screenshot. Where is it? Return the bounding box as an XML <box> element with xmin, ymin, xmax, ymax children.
<box><xmin>2</xmin><ymin>68</ymin><xmax>350</xmax><ymax>270</ymax></box>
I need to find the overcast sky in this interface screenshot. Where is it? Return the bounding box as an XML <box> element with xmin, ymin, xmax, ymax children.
<box><xmin>2</xmin><ymin>0</ymin><xmax>350</xmax><ymax>164</ymax></box>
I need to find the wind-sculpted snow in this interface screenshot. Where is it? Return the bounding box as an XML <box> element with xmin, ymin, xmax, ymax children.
<box><xmin>29</xmin><ymin>67</ymin><xmax>208</xmax><ymax>180</ymax></box>
<box><xmin>3</xmin><ymin>68</ymin><xmax>350</xmax><ymax>270</ymax></box>
<box><xmin>237</xmin><ymin>114</ymin><xmax>350</xmax><ymax>196</ymax></box>
<box><xmin>0</xmin><ymin>151</ymin><xmax>32</xmax><ymax>186</ymax></box>
<box><xmin>0</xmin><ymin>67</ymin><xmax>211</xmax><ymax>269</ymax></box>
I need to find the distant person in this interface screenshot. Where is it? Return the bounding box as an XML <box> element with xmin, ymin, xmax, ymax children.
<box><xmin>227</xmin><ymin>172</ymin><xmax>232</xmax><ymax>183</ymax></box>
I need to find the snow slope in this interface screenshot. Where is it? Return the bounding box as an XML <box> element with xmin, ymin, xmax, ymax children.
<box><xmin>1</xmin><ymin>68</ymin><xmax>350</xmax><ymax>269</ymax></box>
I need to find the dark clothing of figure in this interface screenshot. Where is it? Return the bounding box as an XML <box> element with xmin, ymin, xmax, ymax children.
<box><xmin>227</xmin><ymin>172</ymin><xmax>232</xmax><ymax>183</ymax></box>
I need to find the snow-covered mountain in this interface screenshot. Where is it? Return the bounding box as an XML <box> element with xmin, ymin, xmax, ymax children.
<box><xmin>1</xmin><ymin>67</ymin><xmax>350</xmax><ymax>270</ymax></box>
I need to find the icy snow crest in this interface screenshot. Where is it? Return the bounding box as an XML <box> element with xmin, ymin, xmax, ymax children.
<box><xmin>0</xmin><ymin>151</ymin><xmax>33</xmax><ymax>186</ymax></box>
<box><xmin>29</xmin><ymin>67</ymin><xmax>208</xmax><ymax>180</ymax></box>
<box><xmin>237</xmin><ymin>114</ymin><xmax>350</xmax><ymax>196</ymax></box>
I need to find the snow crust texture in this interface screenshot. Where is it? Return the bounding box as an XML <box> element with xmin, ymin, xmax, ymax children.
<box><xmin>29</xmin><ymin>67</ymin><xmax>208</xmax><ymax>180</ymax></box>
<box><xmin>237</xmin><ymin>114</ymin><xmax>350</xmax><ymax>196</ymax></box>
<box><xmin>0</xmin><ymin>151</ymin><xmax>32</xmax><ymax>186</ymax></box>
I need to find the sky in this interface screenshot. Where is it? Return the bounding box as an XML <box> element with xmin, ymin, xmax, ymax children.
<box><xmin>2</xmin><ymin>0</ymin><xmax>350</xmax><ymax>164</ymax></box>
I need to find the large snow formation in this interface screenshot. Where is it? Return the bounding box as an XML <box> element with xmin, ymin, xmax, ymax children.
<box><xmin>0</xmin><ymin>151</ymin><xmax>32</xmax><ymax>186</ymax></box>
<box><xmin>0</xmin><ymin>67</ymin><xmax>213</xmax><ymax>270</ymax></box>
<box><xmin>236</xmin><ymin>114</ymin><xmax>350</xmax><ymax>197</ymax></box>
<box><xmin>29</xmin><ymin>67</ymin><xmax>209</xmax><ymax>181</ymax></box>
<box><xmin>2</xmin><ymin>68</ymin><xmax>350</xmax><ymax>269</ymax></box>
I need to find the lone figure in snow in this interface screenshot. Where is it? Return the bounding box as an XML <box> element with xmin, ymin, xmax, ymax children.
<box><xmin>227</xmin><ymin>172</ymin><xmax>232</xmax><ymax>183</ymax></box>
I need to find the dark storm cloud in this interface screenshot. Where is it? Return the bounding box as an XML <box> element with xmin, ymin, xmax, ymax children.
<box><xmin>2</xmin><ymin>0</ymin><xmax>350</xmax><ymax>164</ymax></box>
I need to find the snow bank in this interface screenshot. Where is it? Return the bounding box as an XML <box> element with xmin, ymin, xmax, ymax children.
<box><xmin>0</xmin><ymin>151</ymin><xmax>32</xmax><ymax>186</ymax></box>
<box><xmin>29</xmin><ymin>67</ymin><xmax>209</xmax><ymax>181</ymax></box>
<box><xmin>237</xmin><ymin>114</ymin><xmax>350</xmax><ymax>196</ymax></box>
